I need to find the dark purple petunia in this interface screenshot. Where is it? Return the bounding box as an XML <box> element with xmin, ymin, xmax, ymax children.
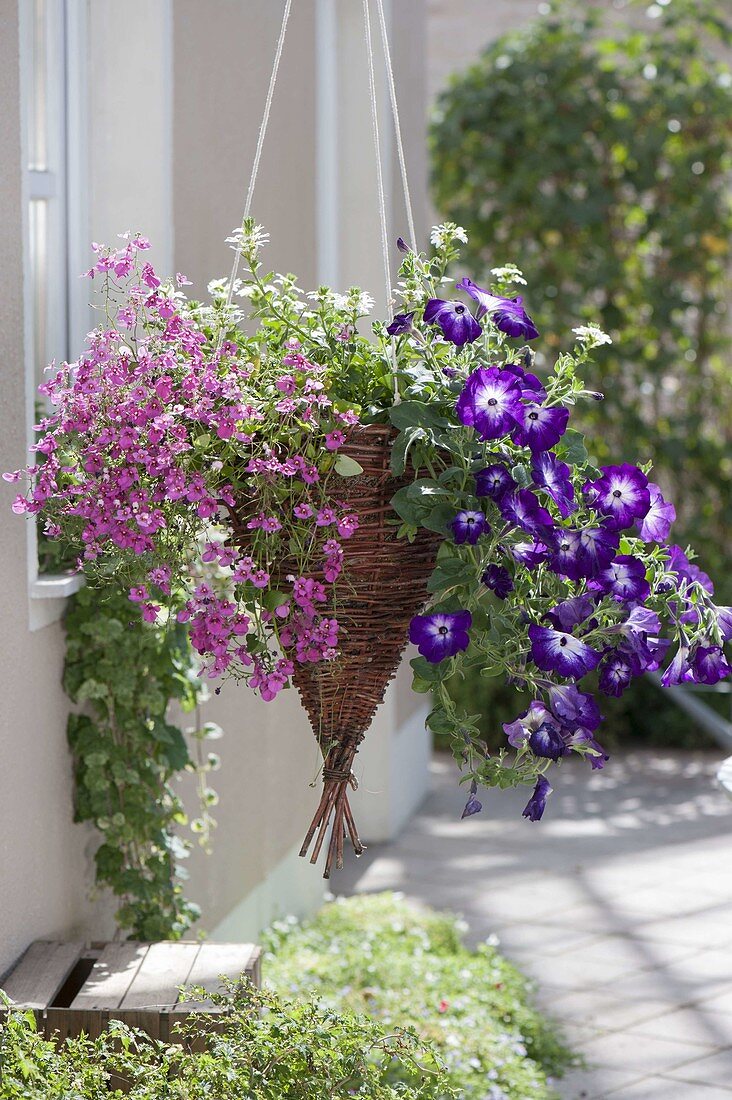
<box><xmin>500</xmin><ymin>488</ymin><xmax>553</xmax><ymax>536</ymax></box>
<box><xmin>548</xmin><ymin>526</ymin><xmax>619</xmax><ymax>582</ymax></box>
<box><xmin>661</xmin><ymin>643</ymin><xmax>693</xmax><ymax>687</ymax></box>
<box><xmin>692</xmin><ymin>646</ymin><xmax>732</xmax><ymax>686</ymax></box>
<box><xmin>396</xmin><ymin>236</ymin><xmax>410</xmax><ymax>254</ymax></box>
<box><xmin>503</xmin><ymin>361</ymin><xmax>547</xmax><ymax>401</ymax></box>
<box><xmin>475</xmin><ymin>462</ymin><xmax>515</xmax><ymax>500</ymax></box>
<box><xmin>424</xmin><ymin>298</ymin><xmax>481</xmax><ymax>346</ymax></box>
<box><xmin>547</xmin><ymin>684</ymin><xmax>602</xmax><ymax>732</ymax></box>
<box><xmin>456</xmin><ymin>366</ymin><xmax>523</xmax><ymax>440</ymax></box>
<box><xmin>598</xmin><ymin>652</ymin><xmax>635</xmax><ymax>697</ymax></box>
<box><xmin>386</xmin><ymin>311</ymin><xmax>415</xmax><ymax>336</ymax></box>
<box><xmin>510</xmin><ymin>539</ymin><xmax>550</xmax><ymax>567</ymax></box>
<box><xmin>666</xmin><ymin>544</ymin><xmax>714</xmax><ymax>594</ymax></box>
<box><xmin>461</xmin><ymin>779</ymin><xmax>482</xmax><ymax>819</ymax></box>
<box><xmin>529</xmin><ymin>722</ymin><xmax>567</xmax><ymax>761</ymax></box>
<box><xmin>585</xmin><ymin>464</ymin><xmax>651</xmax><ymax>531</ymax></box>
<box><xmin>638</xmin><ymin>482</ymin><xmax>676</xmax><ymax>543</ymax></box>
<box><xmin>532</xmin><ymin>452</ymin><xmax>576</xmax><ymax>518</ymax></box>
<box><xmin>451</xmin><ymin>509</ymin><xmax>489</xmax><ymax>545</ymax></box>
<box><xmin>512</xmin><ymin>402</ymin><xmax>569</xmax><ymax>454</ymax></box>
<box><xmin>504</xmin><ymin>701</ymin><xmax>555</xmax><ymax>748</ymax></box>
<box><xmin>545</xmin><ymin>594</ymin><xmax>596</xmax><ymax>633</ymax></box>
<box><xmin>522</xmin><ymin>775</ymin><xmax>552</xmax><ymax>821</ymax></box>
<box><xmin>482</xmin><ymin>562</ymin><xmax>514</xmax><ymax>599</ymax></box>
<box><xmin>594</xmin><ymin>555</ymin><xmax>650</xmax><ymax>603</ymax></box>
<box><xmin>456</xmin><ymin>277</ymin><xmax>540</xmax><ymax>340</ymax></box>
<box><xmin>529</xmin><ymin>623</ymin><xmax>601</xmax><ymax>680</ymax></box>
<box><xmin>716</xmin><ymin>606</ymin><xmax>732</xmax><ymax>642</ymax></box>
<box><xmin>409</xmin><ymin>610</ymin><xmax>472</xmax><ymax>664</ymax></box>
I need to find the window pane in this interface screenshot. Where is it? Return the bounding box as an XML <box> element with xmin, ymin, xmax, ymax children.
<box><xmin>29</xmin><ymin>198</ymin><xmax>48</xmax><ymax>384</ymax></box>
<box><xmin>28</xmin><ymin>0</ymin><xmax>48</xmax><ymax>171</ymax></box>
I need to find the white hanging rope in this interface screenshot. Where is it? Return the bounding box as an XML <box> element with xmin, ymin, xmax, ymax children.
<box><xmin>374</xmin><ymin>0</ymin><xmax>417</xmax><ymax>253</ymax></box>
<box><xmin>219</xmin><ymin>0</ymin><xmax>293</xmax><ymax>346</ymax></box>
<box><xmin>362</xmin><ymin>0</ymin><xmax>393</xmax><ymax>318</ymax></box>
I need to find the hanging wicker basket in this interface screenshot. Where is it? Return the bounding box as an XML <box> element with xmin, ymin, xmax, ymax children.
<box><xmin>229</xmin><ymin>424</ymin><xmax>439</xmax><ymax>877</ymax></box>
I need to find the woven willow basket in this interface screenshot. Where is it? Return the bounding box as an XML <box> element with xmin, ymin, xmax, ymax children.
<box><xmin>229</xmin><ymin>424</ymin><xmax>439</xmax><ymax>877</ymax></box>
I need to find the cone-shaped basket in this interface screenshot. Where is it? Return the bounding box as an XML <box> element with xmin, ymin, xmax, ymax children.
<box><xmin>230</xmin><ymin>424</ymin><xmax>439</xmax><ymax>877</ymax></box>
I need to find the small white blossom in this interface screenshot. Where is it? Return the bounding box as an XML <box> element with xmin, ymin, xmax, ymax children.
<box><xmin>430</xmin><ymin>223</ymin><xmax>468</xmax><ymax>247</ymax></box>
<box><xmin>490</xmin><ymin>263</ymin><xmax>527</xmax><ymax>286</ymax></box>
<box><xmin>572</xmin><ymin>323</ymin><xmax>612</xmax><ymax>348</ymax></box>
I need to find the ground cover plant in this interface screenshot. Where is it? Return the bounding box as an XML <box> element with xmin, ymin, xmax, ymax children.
<box><xmin>0</xmin><ymin>983</ymin><xmax>449</xmax><ymax>1099</ymax></box>
<box><xmin>264</xmin><ymin>891</ymin><xmax>575</xmax><ymax>1099</ymax></box>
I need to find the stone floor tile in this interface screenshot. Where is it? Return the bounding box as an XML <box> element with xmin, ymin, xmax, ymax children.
<box><xmin>663</xmin><ymin>1047</ymin><xmax>732</xmax><ymax>1087</ymax></box>
<box><xmin>607</xmin><ymin>1078</ymin><xmax>732</xmax><ymax>1099</ymax></box>
<box><xmin>575</xmin><ymin>1029</ymin><xmax>713</xmax><ymax>1074</ymax></box>
<box><xmin>628</xmin><ymin>1006</ymin><xmax>732</xmax><ymax>1049</ymax></box>
<box><xmin>555</xmin><ymin>1065</ymin><xmax>646</xmax><ymax>1099</ymax></box>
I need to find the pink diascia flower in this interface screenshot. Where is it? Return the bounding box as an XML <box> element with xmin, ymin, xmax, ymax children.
<box><xmin>293</xmin><ymin>502</ymin><xmax>313</xmax><ymax>520</ymax></box>
<box><xmin>325</xmin><ymin>430</ymin><xmax>346</xmax><ymax>451</ymax></box>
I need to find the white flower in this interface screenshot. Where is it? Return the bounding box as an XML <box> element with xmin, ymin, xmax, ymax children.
<box><xmin>572</xmin><ymin>323</ymin><xmax>612</xmax><ymax>348</ymax></box>
<box><xmin>490</xmin><ymin>263</ymin><xmax>527</xmax><ymax>286</ymax></box>
<box><xmin>430</xmin><ymin>223</ymin><xmax>468</xmax><ymax>247</ymax></box>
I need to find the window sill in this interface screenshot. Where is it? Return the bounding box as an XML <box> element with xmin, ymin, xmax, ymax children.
<box><xmin>30</xmin><ymin>572</ymin><xmax>85</xmax><ymax>600</ymax></box>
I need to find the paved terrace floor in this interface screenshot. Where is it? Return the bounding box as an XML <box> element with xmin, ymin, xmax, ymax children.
<box><xmin>339</xmin><ymin>751</ymin><xmax>732</xmax><ymax>1099</ymax></box>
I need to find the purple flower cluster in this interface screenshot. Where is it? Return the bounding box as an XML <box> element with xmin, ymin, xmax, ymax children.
<box><xmin>7</xmin><ymin>241</ymin><xmax>365</xmax><ymax>702</ymax></box>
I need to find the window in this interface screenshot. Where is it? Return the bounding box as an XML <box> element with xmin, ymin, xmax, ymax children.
<box><xmin>20</xmin><ymin>0</ymin><xmax>89</xmax><ymax>607</ymax></box>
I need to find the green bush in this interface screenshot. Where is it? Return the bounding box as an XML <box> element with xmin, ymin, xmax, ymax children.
<box><xmin>0</xmin><ymin>984</ymin><xmax>449</xmax><ymax>1099</ymax></box>
<box><xmin>265</xmin><ymin>892</ymin><xmax>576</xmax><ymax>1099</ymax></box>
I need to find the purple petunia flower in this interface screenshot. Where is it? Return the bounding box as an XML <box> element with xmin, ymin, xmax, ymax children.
<box><xmin>549</xmin><ymin>526</ymin><xmax>619</xmax><ymax>581</ymax></box>
<box><xmin>545</xmin><ymin>594</ymin><xmax>596</xmax><ymax>633</ymax></box>
<box><xmin>500</xmin><ymin>489</ymin><xmax>553</xmax><ymax>536</ymax></box>
<box><xmin>456</xmin><ymin>277</ymin><xmax>540</xmax><ymax>340</ymax></box>
<box><xmin>504</xmin><ymin>701</ymin><xmax>555</xmax><ymax>748</ymax></box>
<box><xmin>461</xmin><ymin>779</ymin><xmax>482</xmax><ymax>819</ymax></box>
<box><xmin>529</xmin><ymin>623</ymin><xmax>601</xmax><ymax>680</ymax></box>
<box><xmin>396</xmin><ymin>236</ymin><xmax>410</xmax><ymax>254</ymax></box>
<box><xmin>456</xmin><ymin>367</ymin><xmax>523</xmax><ymax>441</ymax></box>
<box><xmin>522</xmin><ymin>775</ymin><xmax>552</xmax><ymax>821</ymax></box>
<box><xmin>510</xmin><ymin>539</ymin><xmax>550</xmax><ymax>567</ymax></box>
<box><xmin>475</xmin><ymin>462</ymin><xmax>515</xmax><ymax>500</ymax></box>
<box><xmin>532</xmin><ymin>452</ymin><xmax>576</xmax><ymax>518</ymax></box>
<box><xmin>409</xmin><ymin>610</ymin><xmax>472</xmax><ymax>664</ymax></box>
<box><xmin>424</xmin><ymin>299</ymin><xmax>481</xmax><ymax>346</ymax></box>
<box><xmin>585</xmin><ymin>464</ymin><xmax>651</xmax><ymax>531</ymax></box>
<box><xmin>482</xmin><ymin>563</ymin><xmax>514</xmax><ymax>599</ymax></box>
<box><xmin>666</xmin><ymin>545</ymin><xmax>714</xmax><ymax>594</ymax></box>
<box><xmin>386</xmin><ymin>311</ymin><xmax>415</xmax><ymax>336</ymax></box>
<box><xmin>661</xmin><ymin>643</ymin><xmax>693</xmax><ymax>687</ymax></box>
<box><xmin>512</xmin><ymin>402</ymin><xmax>569</xmax><ymax>453</ymax></box>
<box><xmin>503</xmin><ymin>361</ymin><xmax>547</xmax><ymax>401</ymax></box>
<box><xmin>598</xmin><ymin>652</ymin><xmax>636</xmax><ymax>697</ymax></box>
<box><xmin>638</xmin><ymin>482</ymin><xmax>676</xmax><ymax>543</ymax></box>
<box><xmin>529</xmin><ymin>722</ymin><xmax>567</xmax><ymax>761</ymax></box>
<box><xmin>593</xmin><ymin>555</ymin><xmax>650</xmax><ymax>603</ymax></box>
<box><xmin>451</xmin><ymin>509</ymin><xmax>489</xmax><ymax>545</ymax></box>
<box><xmin>692</xmin><ymin>646</ymin><xmax>732</xmax><ymax>686</ymax></box>
<box><xmin>716</xmin><ymin>606</ymin><xmax>732</xmax><ymax>642</ymax></box>
<box><xmin>547</xmin><ymin>684</ymin><xmax>602</xmax><ymax>732</ymax></box>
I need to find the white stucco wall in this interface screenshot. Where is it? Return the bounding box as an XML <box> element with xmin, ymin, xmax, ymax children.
<box><xmin>0</xmin><ymin>0</ymin><xmax>432</xmax><ymax>971</ymax></box>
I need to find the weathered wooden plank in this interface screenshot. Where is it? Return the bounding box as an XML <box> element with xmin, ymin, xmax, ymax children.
<box><xmin>70</xmin><ymin>942</ymin><xmax>149</xmax><ymax>1011</ymax></box>
<box><xmin>44</xmin><ymin>1007</ymin><xmax>109</xmax><ymax>1041</ymax></box>
<box><xmin>176</xmin><ymin>943</ymin><xmax>261</xmax><ymax>1011</ymax></box>
<box><xmin>2</xmin><ymin>942</ymin><xmax>85</xmax><ymax>1010</ymax></box>
<box><xmin>119</xmin><ymin>942</ymin><xmax>200</xmax><ymax>1010</ymax></box>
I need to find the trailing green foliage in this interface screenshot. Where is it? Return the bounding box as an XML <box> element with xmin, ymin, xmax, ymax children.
<box><xmin>431</xmin><ymin>0</ymin><xmax>732</xmax><ymax>601</ymax></box>
<box><xmin>265</xmin><ymin>892</ymin><xmax>576</xmax><ymax>1099</ymax></box>
<box><xmin>0</xmin><ymin>984</ymin><xmax>448</xmax><ymax>1099</ymax></box>
<box><xmin>64</xmin><ymin>584</ymin><xmax>219</xmax><ymax>940</ymax></box>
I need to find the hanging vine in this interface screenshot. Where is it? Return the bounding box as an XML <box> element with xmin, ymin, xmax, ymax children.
<box><xmin>64</xmin><ymin>583</ymin><xmax>220</xmax><ymax>940</ymax></box>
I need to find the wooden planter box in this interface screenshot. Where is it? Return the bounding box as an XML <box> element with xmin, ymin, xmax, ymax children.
<box><xmin>0</xmin><ymin>939</ymin><xmax>261</xmax><ymax>1042</ymax></box>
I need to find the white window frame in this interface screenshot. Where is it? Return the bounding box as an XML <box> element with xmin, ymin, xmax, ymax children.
<box><xmin>19</xmin><ymin>0</ymin><xmax>90</xmax><ymax>621</ymax></box>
